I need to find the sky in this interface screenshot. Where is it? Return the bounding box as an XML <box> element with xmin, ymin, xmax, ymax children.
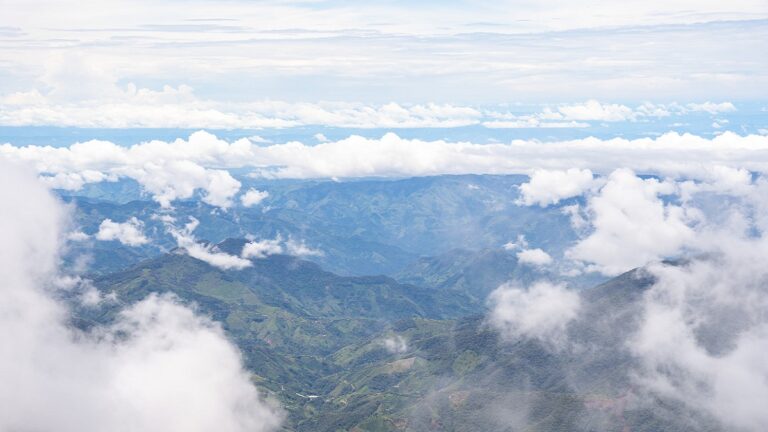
<box><xmin>0</xmin><ymin>0</ymin><xmax>766</xmax><ymax>132</ymax></box>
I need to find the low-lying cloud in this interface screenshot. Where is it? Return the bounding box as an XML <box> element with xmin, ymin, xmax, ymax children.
<box><xmin>96</xmin><ymin>217</ymin><xmax>149</xmax><ymax>246</ymax></box>
<box><xmin>166</xmin><ymin>217</ymin><xmax>253</xmax><ymax>270</ymax></box>
<box><xmin>566</xmin><ymin>169</ymin><xmax>695</xmax><ymax>275</ymax></box>
<box><xmin>516</xmin><ymin>248</ymin><xmax>553</xmax><ymax>266</ymax></box>
<box><xmin>0</xmin><ymin>161</ymin><xmax>282</xmax><ymax>432</ymax></box>
<box><xmin>487</xmin><ymin>281</ymin><xmax>581</xmax><ymax>348</ymax></box>
<box><xmin>241</xmin><ymin>188</ymin><xmax>270</xmax><ymax>207</ymax></box>
<box><xmin>510</xmin><ymin>163</ymin><xmax>768</xmax><ymax>430</ymax></box>
<box><xmin>628</xmin><ymin>191</ymin><xmax>768</xmax><ymax>431</ymax></box>
<box><xmin>165</xmin><ymin>217</ymin><xmax>323</xmax><ymax>270</ymax></box>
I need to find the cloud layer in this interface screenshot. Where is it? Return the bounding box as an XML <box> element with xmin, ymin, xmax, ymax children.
<box><xmin>0</xmin><ymin>93</ymin><xmax>746</xmax><ymax>129</ymax></box>
<box><xmin>4</xmin><ymin>131</ymin><xmax>768</xmax><ymax>209</ymax></box>
<box><xmin>0</xmin><ymin>1</ymin><xmax>765</xmax><ymax>104</ymax></box>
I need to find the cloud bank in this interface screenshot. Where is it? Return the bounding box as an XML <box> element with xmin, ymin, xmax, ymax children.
<box><xmin>0</xmin><ymin>161</ymin><xmax>282</xmax><ymax>432</ymax></box>
<box><xmin>4</xmin><ymin>131</ymin><xmax>768</xmax><ymax>209</ymax></box>
<box><xmin>0</xmin><ymin>93</ymin><xmax>742</xmax><ymax>129</ymax></box>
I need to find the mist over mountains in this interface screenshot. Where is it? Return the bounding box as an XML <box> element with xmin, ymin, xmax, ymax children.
<box><xmin>2</xmin><ymin>0</ymin><xmax>767</xmax><ymax>430</ymax></box>
<box><xmin>0</xmin><ymin>160</ymin><xmax>755</xmax><ymax>431</ymax></box>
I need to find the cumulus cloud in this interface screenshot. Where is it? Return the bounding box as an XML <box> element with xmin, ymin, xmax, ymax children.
<box><xmin>514</xmin><ymin>166</ymin><xmax>758</xmax><ymax>275</ymax></box>
<box><xmin>511</xmin><ymin>165</ymin><xmax>768</xmax><ymax>429</ymax></box>
<box><xmin>488</xmin><ymin>281</ymin><xmax>581</xmax><ymax>348</ymax></box>
<box><xmin>167</xmin><ymin>218</ymin><xmax>252</xmax><ymax>271</ymax></box>
<box><xmin>516</xmin><ymin>248</ymin><xmax>553</xmax><ymax>266</ymax></box>
<box><xmin>0</xmin><ymin>131</ymin><xmax>244</xmax><ymax>208</ymax></box>
<box><xmin>5</xmin><ymin>131</ymin><xmax>768</xmax><ymax>186</ymax></box>
<box><xmin>566</xmin><ymin>169</ymin><xmax>695</xmax><ymax>275</ymax></box>
<box><xmin>517</xmin><ymin>168</ymin><xmax>598</xmax><ymax>206</ymax></box>
<box><xmin>96</xmin><ymin>217</ymin><xmax>149</xmax><ymax>246</ymax></box>
<box><xmin>0</xmin><ymin>161</ymin><xmax>282</xmax><ymax>432</ymax></box>
<box><xmin>3</xmin><ymin>131</ymin><xmax>768</xmax><ymax>210</ymax></box>
<box><xmin>241</xmin><ymin>188</ymin><xmax>270</xmax><ymax>207</ymax></box>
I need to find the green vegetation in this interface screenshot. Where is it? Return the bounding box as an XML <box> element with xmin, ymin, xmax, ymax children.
<box><xmin>82</xmin><ymin>252</ymin><xmax>719</xmax><ymax>431</ymax></box>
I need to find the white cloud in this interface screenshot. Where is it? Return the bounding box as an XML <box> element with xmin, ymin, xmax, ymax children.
<box><xmin>241</xmin><ymin>188</ymin><xmax>269</xmax><ymax>207</ymax></box>
<box><xmin>566</xmin><ymin>166</ymin><xmax>762</xmax><ymax>277</ymax></box>
<box><xmin>629</xmin><ymin>208</ymin><xmax>768</xmax><ymax>430</ymax></box>
<box><xmin>555</xmin><ymin>100</ymin><xmax>636</xmax><ymax>122</ymax></box>
<box><xmin>483</xmin><ymin>100</ymin><xmax>732</xmax><ymax>129</ymax></box>
<box><xmin>517</xmin><ymin>168</ymin><xmax>598</xmax><ymax>207</ymax></box>
<box><xmin>0</xmin><ymin>131</ymin><xmax>243</xmax><ymax>208</ymax></box>
<box><xmin>382</xmin><ymin>335</ymin><xmax>408</xmax><ymax>354</ymax></box>
<box><xmin>516</xmin><ymin>248</ymin><xmax>553</xmax><ymax>266</ymax></box>
<box><xmin>0</xmin><ymin>160</ymin><xmax>282</xmax><ymax>432</ymax></box>
<box><xmin>240</xmin><ymin>236</ymin><xmax>323</xmax><ymax>259</ymax></box>
<box><xmin>488</xmin><ymin>281</ymin><xmax>581</xmax><ymax>348</ymax></box>
<box><xmin>4</xmin><ymin>132</ymin><xmax>768</xmax><ymax>203</ymax></box>
<box><xmin>561</xmin><ymin>204</ymin><xmax>587</xmax><ymax>229</ymax></box>
<box><xmin>67</xmin><ymin>230</ymin><xmax>90</xmax><ymax>242</ymax></box>
<box><xmin>481</xmin><ymin>119</ymin><xmax>590</xmax><ymax>129</ymax></box>
<box><xmin>503</xmin><ymin>234</ymin><xmax>528</xmax><ymax>251</ymax></box>
<box><xmin>241</xmin><ymin>237</ymin><xmax>284</xmax><ymax>259</ymax></box>
<box><xmin>686</xmin><ymin>101</ymin><xmax>737</xmax><ymax>114</ymax></box>
<box><xmin>0</xmin><ymin>92</ymin><xmax>484</xmax><ymax>129</ymax></box>
<box><xmin>0</xmin><ymin>95</ymin><xmax>742</xmax><ymax>129</ymax></box>
<box><xmin>167</xmin><ymin>218</ymin><xmax>252</xmax><ymax>271</ymax></box>
<box><xmin>284</xmin><ymin>238</ymin><xmax>324</xmax><ymax>258</ymax></box>
<box><xmin>96</xmin><ymin>217</ymin><xmax>149</xmax><ymax>246</ymax></box>
<box><xmin>0</xmin><ymin>0</ymin><xmax>764</xmax><ymax>105</ymax></box>
<box><xmin>566</xmin><ymin>169</ymin><xmax>695</xmax><ymax>275</ymax></box>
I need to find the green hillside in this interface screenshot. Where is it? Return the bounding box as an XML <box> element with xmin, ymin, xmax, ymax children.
<box><xmin>82</xmin><ymin>250</ymin><xmax>720</xmax><ymax>431</ymax></box>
